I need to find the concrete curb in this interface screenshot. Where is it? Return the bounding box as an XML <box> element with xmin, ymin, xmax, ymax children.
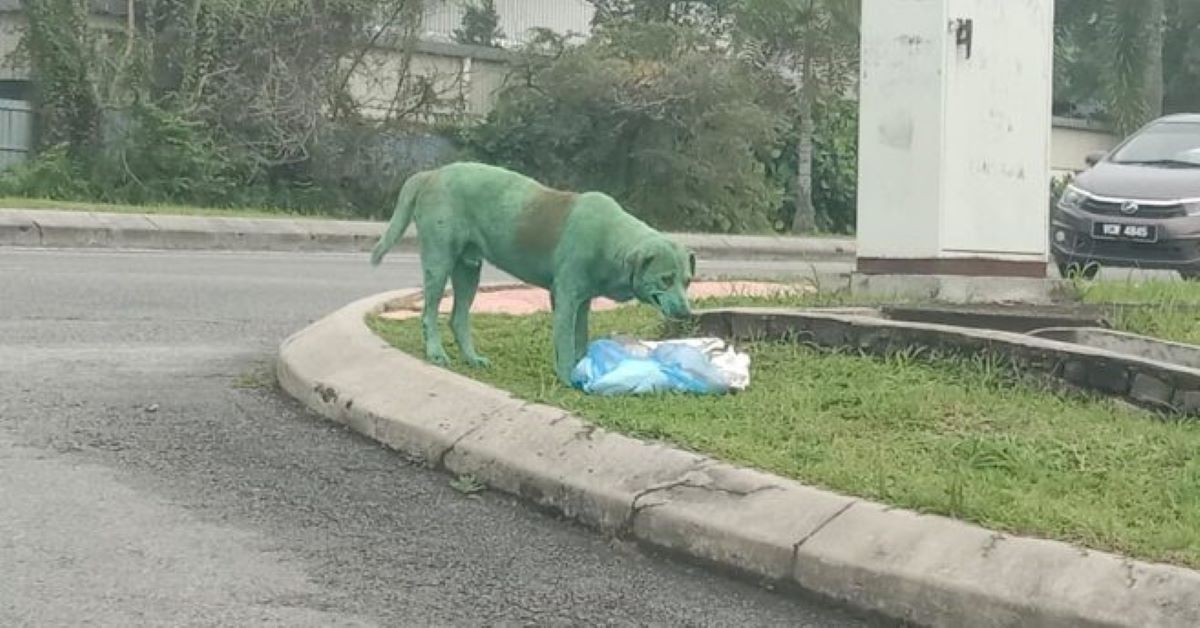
<box><xmin>0</xmin><ymin>209</ymin><xmax>394</xmax><ymax>253</ymax></box>
<box><xmin>277</xmin><ymin>289</ymin><xmax>1200</xmax><ymax>628</ymax></box>
<box><xmin>0</xmin><ymin>209</ymin><xmax>856</xmax><ymax>261</ymax></box>
<box><xmin>696</xmin><ymin>307</ymin><xmax>1200</xmax><ymax>416</ymax></box>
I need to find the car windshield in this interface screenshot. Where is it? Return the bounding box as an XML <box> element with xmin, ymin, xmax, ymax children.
<box><xmin>1109</xmin><ymin>121</ymin><xmax>1200</xmax><ymax>166</ymax></box>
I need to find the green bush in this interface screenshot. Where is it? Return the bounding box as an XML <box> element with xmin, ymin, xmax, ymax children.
<box><xmin>457</xmin><ymin>22</ymin><xmax>862</xmax><ymax>235</ymax></box>
<box><xmin>0</xmin><ymin>101</ymin><xmax>460</xmax><ymax>218</ymax></box>
<box><xmin>0</xmin><ymin>144</ymin><xmax>98</xmax><ymax>200</ymax></box>
<box><xmin>97</xmin><ymin>102</ymin><xmax>250</xmax><ymax>206</ymax></box>
<box><xmin>767</xmin><ymin>99</ymin><xmax>858</xmax><ymax>234</ymax></box>
<box><xmin>458</xmin><ymin>22</ymin><xmax>788</xmax><ymax>233</ymax></box>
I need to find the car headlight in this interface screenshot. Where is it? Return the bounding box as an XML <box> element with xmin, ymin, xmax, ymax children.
<box><xmin>1058</xmin><ymin>185</ymin><xmax>1087</xmax><ymax>211</ymax></box>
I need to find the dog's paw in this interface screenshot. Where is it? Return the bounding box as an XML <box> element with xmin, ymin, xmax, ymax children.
<box><xmin>426</xmin><ymin>349</ymin><xmax>451</xmax><ymax>367</ymax></box>
<box><xmin>465</xmin><ymin>355</ymin><xmax>492</xmax><ymax>369</ymax></box>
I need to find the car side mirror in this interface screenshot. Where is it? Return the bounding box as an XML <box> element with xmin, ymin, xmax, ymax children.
<box><xmin>1084</xmin><ymin>150</ymin><xmax>1107</xmax><ymax>167</ymax></box>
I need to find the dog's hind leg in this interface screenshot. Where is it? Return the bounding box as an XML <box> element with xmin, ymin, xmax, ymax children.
<box><xmin>420</xmin><ymin>249</ymin><xmax>454</xmax><ymax>367</ymax></box>
<box><xmin>450</xmin><ymin>246</ymin><xmax>489</xmax><ymax>368</ymax></box>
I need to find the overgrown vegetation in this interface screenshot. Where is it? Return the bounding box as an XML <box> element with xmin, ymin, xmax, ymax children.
<box><xmin>455</xmin><ymin>0</ymin><xmax>860</xmax><ymax>234</ymax></box>
<box><xmin>1055</xmin><ymin>0</ymin><xmax>1200</xmax><ymax>133</ymax></box>
<box><xmin>1079</xmin><ymin>279</ymin><xmax>1200</xmax><ymax>346</ymax></box>
<box><xmin>458</xmin><ymin>22</ymin><xmax>788</xmax><ymax>233</ymax></box>
<box><xmin>4</xmin><ymin>0</ymin><xmax>458</xmax><ymax>218</ymax></box>
<box><xmin>369</xmin><ymin>288</ymin><xmax>1200</xmax><ymax>568</ymax></box>
<box><xmin>4</xmin><ymin>0</ymin><xmax>862</xmax><ymax>233</ymax></box>
<box><xmin>11</xmin><ymin>1</ymin><xmax>1200</xmax><ymax>232</ymax></box>
<box><xmin>453</xmin><ymin>0</ymin><xmax>505</xmax><ymax>47</ymax></box>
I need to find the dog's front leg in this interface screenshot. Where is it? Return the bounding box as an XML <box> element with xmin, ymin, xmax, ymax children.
<box><xmin>551</xmin><ymin>286</ymin><xmax>584</xmax><ymax>385</ymax></box>
<box><xmin>574</xmin><ymin>299</ymin><xmax>591</xmax><ymax>362</ymax></box>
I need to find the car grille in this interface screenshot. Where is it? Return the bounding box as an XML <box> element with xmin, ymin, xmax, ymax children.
<box><xmin>1081</xmin><ymin>196</ymin><xmax>1186</xmax><ymax>218</ymax></box>
<box><xmin>1079</xmin><ymin>238</ymin><xmax>1200</xmax><ymax>263</ymax></box>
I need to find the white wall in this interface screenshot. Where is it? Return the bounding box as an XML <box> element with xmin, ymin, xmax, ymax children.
<box><xmin>1050</xmin><ymin>118</ymin><xmax>1119</xmax><ymax>177</ymax></box>
<box><xmin>346</xmin><ymin>42</ymin><xmax>512</xmax><ymax>121</ymax></box>
<box><xmin>422</xmin><ymin>0</ymin><xmax>594</xmax><ymax>46</ymax></box>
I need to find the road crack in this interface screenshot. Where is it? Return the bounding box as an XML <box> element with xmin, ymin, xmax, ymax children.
<box><xmin>623</xmin><ymin>461</ymin><xmax>783</xmax><ymax>533</ymax></box>
<box><xmin>433</xmin><ymin>409</ymin><xmax>501</xmax><ymax>470</ymax></box>
<box><xmin>790</xmin><ymin>501</ymin><xmax>857</xmax><ymax>566</ymax></box>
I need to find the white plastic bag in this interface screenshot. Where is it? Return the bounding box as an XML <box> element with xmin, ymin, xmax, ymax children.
<box><xmin>570</xmin><ymin>336</ymin><xmax>750</xmax><ymax>396</ymax></box>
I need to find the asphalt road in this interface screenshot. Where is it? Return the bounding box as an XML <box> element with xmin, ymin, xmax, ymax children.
<box><xmin>0</xmin><ymin>248</ymin><xmax>888</xmax><ymax>627</ymax></box>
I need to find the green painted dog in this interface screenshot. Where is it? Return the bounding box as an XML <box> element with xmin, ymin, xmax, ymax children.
<box><xmin>370</xmin><ymin>162</ymin><xmax>695</xmax><ymax>384</ymax></box>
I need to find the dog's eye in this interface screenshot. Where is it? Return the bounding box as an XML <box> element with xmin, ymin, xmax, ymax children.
<box><xmin>662</xmin><ymin>274</ymin><xmax>674</xmax><ymax>288</ymax></box>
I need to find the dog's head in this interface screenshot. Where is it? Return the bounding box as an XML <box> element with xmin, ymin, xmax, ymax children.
<box><xmin>627</xmin><ymin>238</ymin><xmax>695</xmax><ymax>320</ymax></box>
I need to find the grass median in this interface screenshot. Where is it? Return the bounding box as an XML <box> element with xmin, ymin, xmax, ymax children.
<box><xmin>1081</xmin><ymin>279</ymin><xmax>1200</xmax><ymax>345</ymax></box>
<box><xmin>369</xmin><ymin>280</ymin><xmax>1200</xmax><ymax>569</ymax></box>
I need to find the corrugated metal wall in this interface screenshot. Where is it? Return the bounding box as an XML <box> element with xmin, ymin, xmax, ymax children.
<box><xmin>0</xmin><ymin>98</ymin><xmax>31</xmax><ymax>172</ymax></box>
<box><xmin>422</xmin><ymin>0</ymin><xmax>594</xmax><ymax>45</ymax></box>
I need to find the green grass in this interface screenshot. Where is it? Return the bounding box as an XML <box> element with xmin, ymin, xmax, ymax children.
<box><xmin>0</xmin><ymin>196</ymin><xmax>365</xmax><ymax>221</ymax></box>
<box><xmin>1079</xmin><ymin>279</ymin><xmax>1200</xmax><ymax>345</ymax></box>
<box><xmin>369</xmin><ymin>291</ymin><xmax>1200</xmax><ymax>569</ymax></box>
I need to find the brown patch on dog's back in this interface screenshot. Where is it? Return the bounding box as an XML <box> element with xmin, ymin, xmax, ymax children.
<box><xmin>414</xmin><ymin>170</ymin><xmax>440</xmax><ymax>201</ymax></box>
<box><xmin>516</xmin><ymin>186</ymin><xmax>577</xmax><ymax>253</ymax></box>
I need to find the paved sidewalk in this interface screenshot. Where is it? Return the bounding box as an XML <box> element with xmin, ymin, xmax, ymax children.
<box><xmin>0</xmin><ymin>208</ymin><xmax>856</xmax><ymax>261</ymax></box>
<box><xmin>380</xmin><ymin>280</ymin><xmax>808</xmax><ymax>320</ymax></box>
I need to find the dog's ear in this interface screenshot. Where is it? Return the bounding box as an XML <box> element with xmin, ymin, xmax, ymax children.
<box><xmin>626</xmin><ymin>247</ymin><xmax>649</xmax><ymax>286</ymax></box>
<box><xmin>626</xmin><ymin>245</ymin><xmax>660</xmax><ymax>289</ymax></box>
<box><xmin>637</xmin><ymin>251</ymin><xmax>655</xmax><ymax>285</ymax></box>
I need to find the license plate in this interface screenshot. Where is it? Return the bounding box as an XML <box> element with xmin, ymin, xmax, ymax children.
<box><xmin>1092</xmin><ymin>222</ymin><xmax>1157</xmax><ymax>242</ymax></box>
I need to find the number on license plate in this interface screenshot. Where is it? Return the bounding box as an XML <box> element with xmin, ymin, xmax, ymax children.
<box><xmin>1101</xmin><ymin>224</ymin><xmax>1150</xmax><ymax>238</ymax></box>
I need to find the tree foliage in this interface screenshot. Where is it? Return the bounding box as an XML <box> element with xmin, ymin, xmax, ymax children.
<box><xmin>453</xmin><ymin>0</ymin><xmax>505</xmax><ymax>47</ymax></box>
<box><xmin>731</xmin><ymin>0</ymin><xmax>859</xmax><ymax>233</ymax></box>
<box><xmin>766</xmin><ymin>98</ymin><xmax>858</xmax><ymax>234</ymax></box>
<box><xmin>19</xmin><ymin>0</ymin><xmax>101</xmax><ymax>152</ymax></box>
<box><xmin>1055</xmin><ymin>0</ymin><xmax>1200</xmax><ymax>134</ymax></box>
<box><xmin>586</xmin><ymin>0</ymin><xmax>736</xmax><ymax>33</ymax></box>
<box><xmin>461</xmin><ymin>21</ymin><xmax>787</xmax><ymax>233</ymax></box>
<box><xmin>11</xmin><ymin>0</ymin><xmax>865</xmax><ymax>232</ymax></box>
<box><xmin>7</xmin><ymin>0</ymin><xmax>453</xmax><ymax>214</ymax></box>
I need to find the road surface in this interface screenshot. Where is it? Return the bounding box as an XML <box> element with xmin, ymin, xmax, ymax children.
<box><xmin>0</xmin><ymin>248</ymin><xmax>885</xmax><ymax>627</ymax></box>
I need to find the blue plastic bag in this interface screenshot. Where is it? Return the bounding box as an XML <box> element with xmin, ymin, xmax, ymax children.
<box><xmin>570</xmin><ymin>338</ymin><xmax>732</xmax><ymax>396</ymax></box>
<box><xmin>650</xmin><ymin>343</ymin><xmax>730</xmax><ymax>394</ymax></box>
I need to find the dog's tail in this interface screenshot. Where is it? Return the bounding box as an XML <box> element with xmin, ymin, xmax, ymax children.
<box><xmin>370</xmin><ymin>171</ymin><xmax>429</xmax><ymax>267</ymax></box>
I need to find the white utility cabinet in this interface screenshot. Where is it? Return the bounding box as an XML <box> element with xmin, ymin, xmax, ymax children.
<box><xmin>856</xmin><ymin>0</ymin><xmax>1054</xmax><ymax>277</ymax></box>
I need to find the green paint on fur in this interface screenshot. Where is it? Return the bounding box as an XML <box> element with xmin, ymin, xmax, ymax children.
<box><xmin>370</xmin><ymin>161</ymin><xmax>695</xmax><ymax>384</ymax></box>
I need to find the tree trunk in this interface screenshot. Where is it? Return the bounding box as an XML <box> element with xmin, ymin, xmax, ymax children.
<box><xmin>791</xmin><ymin>43</ymin><xmax>817</xmax><ymax>234</ymax></box>
<box><xmin>1144</xmin><ymin>0</ymin><xmax>1165</xmax><ymax>118</ymax></box>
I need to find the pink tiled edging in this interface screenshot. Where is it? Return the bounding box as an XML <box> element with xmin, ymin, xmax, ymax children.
<box><xmin>379</xmin><ymin>281</ymin><xmax>807</xmax><ymax>320</ymax></box>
